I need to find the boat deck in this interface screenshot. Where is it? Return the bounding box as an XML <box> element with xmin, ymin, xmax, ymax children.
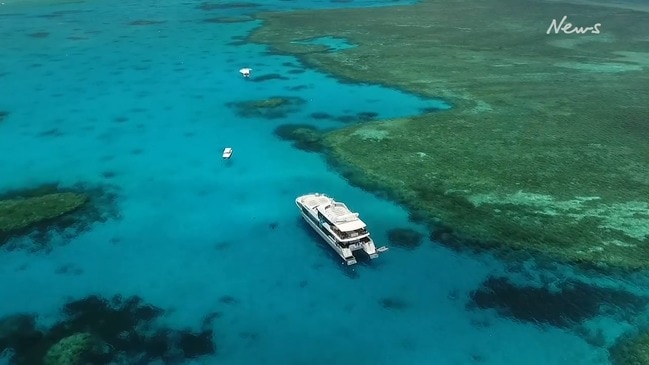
<box><xmin>299</xmin><ymin>194</ymin><xmax>332</xmax><ymax>209</ymax></box>
<box><xmin>298</xmin><ymin>193</ymin><xmax>366</xmax><ymax>231</ymax></box>
<box><xmin>322</xmin><ymin>203</ymin><xmax>356</xmax><ymax>222</ymax></box>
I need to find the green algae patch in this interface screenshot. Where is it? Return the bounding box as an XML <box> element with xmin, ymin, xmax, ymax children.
<box><xmin>0</xmin><ymin>192</ymin><xmax>88</xmax><ymax>236</ymax></box>
<box><xmin>44</xmin><ymin>332</ymin><xmax>97</xmax><ymax>365</ymax></box>
<box><xmin>250</xmin><ymin>0</ymin><xmax>649</xmax><ymax>270</ymax></box>
<box><xmin>0</xmin><ymin>183</ymin><xmax>118</xmax><ymax>248</ymax></box>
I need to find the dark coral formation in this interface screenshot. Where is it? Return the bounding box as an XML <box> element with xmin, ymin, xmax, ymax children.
<box><xmin>378</xmin><ymin>297</ymin><xmax>408</xmax><ymax>311</ymax></box>
<box><xmin>0</xmin><ymin>183</ymin><xmax>120</xmax><ymax>248</ymax></box>
<box><xmin>310</xmin><ymin>112</ymin><xmax>332</xmax><ymax>120</ymax></box>
<box><xmin>273</xmin><ymin>124</ymin><xmax>324</xmax><ymax>152</ymax></box>
<box><xmin>250</xmin><ymin>73</ymin><xmax>290</xmax><ymax>82</ymax></box>
<box><xmin>128</xmin><ymin>20</ymin><xmax>166</xmax><ymax>26</ymax></box>
<box><xmin>0</xmin><ymin>111</ymin><xmax>8</xmax><ymax>123</ymax></box>
<box><xmin>0</xmin><ymin>295</ymin><xmax>216</xmax><ymax>365</ymax></box>
<box><xmin>37</xmin><ymin>128</ymin><xmax>64</xmax><ymax>138</ymax></box>
<box><xmin>227</xmin><ymin>96</ymin><xmax>306</xmax><ymax>119</ymax></box>
<box><xmin>467</xmin><ymin>276</ymin><xmax>648</xmax><ymax>328</ymax></box>
<box><xmin>35</xmin><ymin>10</ymin><xmax>88</xmax><ymax>19</ymax></box>
<box><xmin>386</xmin><ymin>228</ymin><xmax>423</xmax><ymax>250</ymax></box>
<box><xmin>27</xmin><ymin>32</ymin><xmax>49</xmax><ymax>38</ymax></box>
<box><xmin>335</xmin><ymin>112</ymin><xmax>378</xmax><ymax>123</ymax></box>
<box><xmin>196</xmin><ymin>2</ymin><xmax>261</xmax><ymax>11</ymax></box>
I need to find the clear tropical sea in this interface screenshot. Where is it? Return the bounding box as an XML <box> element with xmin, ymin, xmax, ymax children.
<box><xmin>0</xmin><ymin>0</ymin><xmax>646</xmax><ymax>364</ymax></box>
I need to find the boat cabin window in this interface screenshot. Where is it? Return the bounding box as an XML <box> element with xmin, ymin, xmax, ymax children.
<box><xmin>330</xmin><ymin>226</ymin><xmax>367</xmax><ymax>239</ymax></box>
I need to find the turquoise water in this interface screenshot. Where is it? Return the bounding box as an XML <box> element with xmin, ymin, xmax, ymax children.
<box><xmin>0</xmin><ymin>0</ymin><xmax>646</xmax><ymax>364</ymax></box>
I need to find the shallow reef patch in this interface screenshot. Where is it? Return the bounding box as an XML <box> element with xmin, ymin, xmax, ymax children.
<box><xmin>0</xmin><ymin>111</ymin><xmax>9</xmax><ymax>123</ymax></box>
<box><xmin>218</xmin><ymin>295</ymin><xmax>239</xmax><ymax>305</ymax></box>
<box><xmin>101</xmin><ymin>171</ymin><xmax>117</xmax><ymax>179</ymax></box>
<box><xmin>37</xmin><ymin>128</ymin><xmax>64</xmax><ymax>138</ymax></box>
<box><xmin>310</xmin><ymin>112</ymin><xmax>333</xmax><ymax>120</ymax></box>
<box><xmin>378</xmin><ymin>297</ymin><xmax>409</xmax><ymax>311</ymax></box>
<box><xmin>335</xmin><ymin>111</ymin><xmax>378</xmax><ymax>124</ymax></box>
<box><xmin>386</xmin><ymin>228</ymin><xmax>423</xmax><ymax>250</ymax></box>
<box><xmin>127</xmin><ymin>20</ymin><xmax>166</xmax><ymax>26</ymax></box>
<box><xmin>0</xmin><ymin>294</ymin><xmax>216</xmax><ymax>365</ymax></box>
<box><xmin>273</xmin><ymin>124</ymin><xmax>324</xmax><ymax>152</ymax></box>
<box><xmin>0</xmin><ymin>183</ymin><xmax>120</xmax><ymax>249</ymax></box>
<box><xmin>250</xmin><ymin>73</ymin><xmax>290</xmax><ymax>82</ymax></box>
<box><xmin>35</xmin><ymin>10</ymin><xmax>89</xmax><ymax>19</ymax></box>
<box><xmin>26</xmin><ymin>32</ymin><xmax>49</xmax><ymax>38</ymax></box>
<box><xmin>227</xmin><ymin>96</ymin><xmax>306</xmax><ymax>119</ymax></box>
<box><xmin>467</xmin><ymin>276</ymin><xmax>648</xmax><ymax>328</ymax></box>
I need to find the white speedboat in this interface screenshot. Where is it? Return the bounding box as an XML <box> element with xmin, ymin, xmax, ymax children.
<box><xmin>239</xmin><ymin>68</ymin><xmax>252</xmax><ymax>78</ymax></box>
<box><xmin>222</xmin><ymin>147</ymin><xmax>233</xmax><ymax>159</ymax></box>
<box><xmin>296</xmin><ymin>193</ymin><xmax>386</xmax><ymax>265</ymax></box>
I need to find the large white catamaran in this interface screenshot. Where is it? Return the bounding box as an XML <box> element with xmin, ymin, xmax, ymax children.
<box><xmin>296</xmin><ymin>193</ymin><xmax>388</xmax><ymax>265</ymax></box>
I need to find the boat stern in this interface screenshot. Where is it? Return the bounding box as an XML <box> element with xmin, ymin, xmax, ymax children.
<box><xmin>341</xmin><ymin>247</ymin><xmax>357</xmax><ymax>265</ymax></box>
<box><xmin>362</xmin><ymin>240</ymin><xmax>379</xmax><ymax>259</ymax></box>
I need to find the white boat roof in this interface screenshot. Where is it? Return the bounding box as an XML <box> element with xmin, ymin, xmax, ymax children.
<box><xmin>335</xmin><ymin>219</ymin><xmax>366</xmax><ymax>232</ymax></box>
<box><xmin>298</xmin><ymin>194</ymin><xmax>331</xmax><ymax>209</ymax></box>
<box><xmin>317</xmin><ymin>202</ymin><xmax>366</xmax><ymax>231</ymax></box>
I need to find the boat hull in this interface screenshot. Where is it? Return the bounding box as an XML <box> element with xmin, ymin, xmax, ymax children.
<box><xmin>299</xmin><ymin>209</ymin><xmax>358</xmax><ymax>265</ymax></box>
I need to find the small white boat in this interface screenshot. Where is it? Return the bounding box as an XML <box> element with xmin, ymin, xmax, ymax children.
<box><xmin>296</xmin><ymin>193</ymin><xmax>385</xmax><ymax>265</ymax></box>
<box><xmin>239</xmin><ymin>68</ymin><xmax>252</xmax><ymax>78</ymax></box>
<box><xmin>222</xmin><ymin>147</ymin><xmax>233</xmax><ymax>159</ymax></box>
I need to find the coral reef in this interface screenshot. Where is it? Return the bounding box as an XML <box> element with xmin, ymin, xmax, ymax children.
<box><xmin>0</xmin><ymin>183</ymin><xmax>120</xmax><ymax>248</ymax></box>
<box><xmin>386</xmin><ymin>228</ymin><xmax>423</xmax><ymax>250</ymax></box>
<box><xmin>0</xmin><ymin>314</ymin><xmax>42</xmax><ymax>354</ymax></box>
<box><xmin>248</xmin><ymin>0</ymin><xmax>649</xmax><ymax>270</ymax></box>
<box><xmin>227</xmin><ymin>96</ymin><xmax>305</xmax><ymax>119</ymax></box>
<box><xmin>609</xmin><ymin>329</ymin><xmax>649</xmax><ymax>365</ymax></box>
<box><xmin>0</xmin><ymin>295</ymin><xmax>216</xmax><ymax>365</ymax></box>
<box><xmin>43</xmin><ymin>332</ymin><xmax>101</xmax><ymax>365</ymax></box>
<box><xmin>0</xmin><ymin>111</ymin><xmax>8</xmax><ymax>123</ymax></box>
<box><xmin>0</xmin><ymin>193</ymin><xmax>87</xmax><ymax>235</ymax></box>
<box><xmin>467</xmin><ymin>276</ymin><xmax>648</xmax><ymax>328</ymax></box>
<box><xmin>273</xmin><ymin>124</ymin><xmax>324</xmax><ymax>152</ymax></box>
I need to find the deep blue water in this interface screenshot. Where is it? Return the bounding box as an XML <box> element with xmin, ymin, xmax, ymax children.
<box><xmin>0</xmin><ymin>0</ymin><xmax>646</xmax><ymax>364</ymax></box>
